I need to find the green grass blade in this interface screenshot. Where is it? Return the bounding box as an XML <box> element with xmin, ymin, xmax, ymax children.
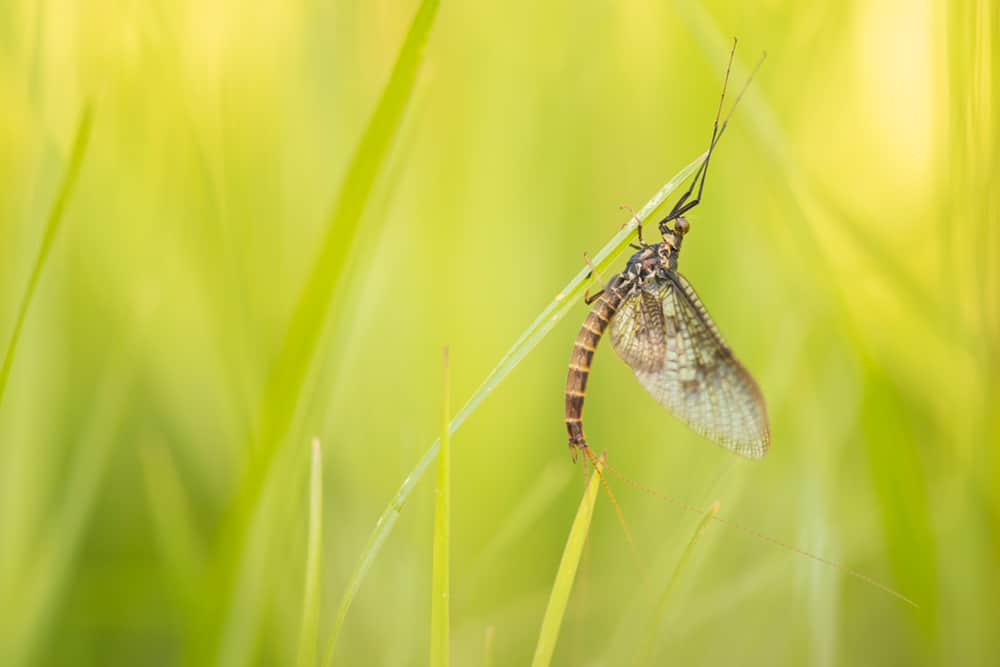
<box><xmin>458</xmin><ymin>153</ymin><xmax>705</xmax><ymax>411</ymax></box>
<box><xmin>0</xmin><ymin>102</ymin><xmax>93</xmax><ymax>414</ymax></box>
<box><xmin>214</xmin><ymin>0</ymin><xmax>440</xmax><ymax>658</ymax></box>
<box><xmin>250</xmin><ymin>0</ymin><xmax>441</xmax><ymax>458</ymax></box>
<box><xmin>633</xmin><ymin>501</ymin><xmax>719</xmax><ymax>666</ymax></box>
<box><xmin>430</xmin><ymin>348</ymin><xmax>451</xmax><ymax>667</ymax></box>
<box><xmin>296</xmin><ymin>439</ymin><xmax>324</xmax><ymax>667</ymax></box>
<box><xmin>531</xmin><ymin>456</ymin><xmax>604</xmax><ymax>667</ymax></box>
<box><xmin>322</xmin><ymin>153</ymin><xmax>704</xmax><ymax>664</ymax></box>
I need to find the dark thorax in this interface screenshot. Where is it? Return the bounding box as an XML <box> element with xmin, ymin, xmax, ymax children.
<box><xmin>615</xmin><ymin>227</ymin><xmax>684</xmax><ymax>297</ymax></box>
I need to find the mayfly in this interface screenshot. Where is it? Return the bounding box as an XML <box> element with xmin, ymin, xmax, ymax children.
<box><xmin>565</xmin><ymin>42</ymin><xmax>769</xmax><ymax>461</ymax></box>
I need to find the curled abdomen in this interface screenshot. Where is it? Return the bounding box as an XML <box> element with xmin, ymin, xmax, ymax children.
<box><xmin>565</xmin><ymin>290</ymin><xmax>622</xmax><ymax>453</ymax></box>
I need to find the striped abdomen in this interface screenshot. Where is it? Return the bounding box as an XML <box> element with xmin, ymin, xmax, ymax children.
<box><xmin>565</xmin><ymin>284</ymin><xmax>626</xmax><ymax>452</ymax></box>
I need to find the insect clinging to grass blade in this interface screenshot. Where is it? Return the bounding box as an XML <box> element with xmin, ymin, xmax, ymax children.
<box><xmin>565</xmin><ymin>41</ymin><xmax>769</xmax><ymax>462</ymax></box>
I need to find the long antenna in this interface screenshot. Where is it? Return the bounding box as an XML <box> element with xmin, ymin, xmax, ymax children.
<box><xmin>659</xmin><ymin>38</ymin><xmax>737</xmax><ymax>231</ymax></box>
<box><xmin>659</xmin><ymin>41</ymin><xmax>767</xmax><ymax>232</ymax></box>
<box><xmin>716</xmin><ymin>50</ymin><xmax>766</xmax><ymax>143</ymax></box>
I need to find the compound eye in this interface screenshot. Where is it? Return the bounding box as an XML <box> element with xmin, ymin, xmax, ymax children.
<box><xmin>675</xmin><ymin>217</ymin><xmax>690</xmax><ymax>235</ymax></box>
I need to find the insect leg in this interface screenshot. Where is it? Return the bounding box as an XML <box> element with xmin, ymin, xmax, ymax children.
<box><xmin>659</xmin><ymin>46</ymin><xmax>766</xmax><ymax>231</ymax></box>
<box><xmin>583</xmin><ymin>253</ymin><xmax>608</xmax><ymax>306</ymax></box>
<box><xmin>619</xmin><ymin>204</ymin><xmax>644</xmax><ymax>244</ymax></box>
<box><xmin>583</xmin><ymin>288</ymin><xmax>605</xmax><ymax>305</ymax></box>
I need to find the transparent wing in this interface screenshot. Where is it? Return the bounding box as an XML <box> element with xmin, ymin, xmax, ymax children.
<box><xmin>606</xmin><ymin>288</ymin><xmax>667</xmax><ymax>372</ymax></box>
<box><xmin>608</xmin><ymin>273</ymin><xmax>770</xmax><ymax>458</ymax></box>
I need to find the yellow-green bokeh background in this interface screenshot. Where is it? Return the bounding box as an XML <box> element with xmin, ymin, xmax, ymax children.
<box><xmin>1</xmin><ymin>0</ymin><xmax>998</xmax><ymax>665</ymax></box>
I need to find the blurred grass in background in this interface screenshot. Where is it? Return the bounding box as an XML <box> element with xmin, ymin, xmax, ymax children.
<box><xmin>1</xmin><ymin>0</ymin><xmax>997</xmax><ymax>665</ymax></box>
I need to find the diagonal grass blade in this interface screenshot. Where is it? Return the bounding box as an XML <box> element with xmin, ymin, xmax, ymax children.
<box><xmin>0</xmin><ymin>103</ymin><xmax>93</xmax><ymax>414</ymax></box>
<box><xmin>212</xmin><ymin>0</ymin><xmax>441</xmax><ymax>660</ymax></box>
<box><xmin>321</xmin><ymin>152</ymin><xmax>706</xmax><ymax>664</ymax></box>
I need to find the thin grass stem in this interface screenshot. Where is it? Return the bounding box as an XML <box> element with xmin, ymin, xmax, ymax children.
<box><xmin>213</xmin><ymin>0</ymin><xmax>441</xmax><ymax>659</ymax></box>
<box><xmin>0</xmin><ymin>102</ymin><xmax>93</xmax><ymax>414</ymax></box>
<box><xmin>321</xmin><ymin>152</ymin><xmax>706</xmax><ymax>663</ymax></box>
<box><xmin>530</xmin><ymin>455</ymin><xmax>604</xmax><ymax>667</ymax></box>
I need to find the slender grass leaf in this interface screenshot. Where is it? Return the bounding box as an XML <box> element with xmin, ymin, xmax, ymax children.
<box><xmin>531</xmin><ymin>456</ymin><xmax>604</xmax><ymax>667</ymax></box>
<box><xmin>213</xmin><ymin>0</ymin><xmax>441</xmax><ymax>658</ymax></box>
<box><xmin>322</xmin><ymin>153</ymin><xmax>705</xmax><ymax>662</ymax></box>
<box><xmin>0</xmin><ymin>102</ymin><xmax>92</xmax><ymax>414</ymax></box>
<box><xmin>249</xmin><ymin>0</ymin><xmax>441</xmax><ymax>461</ymax></box>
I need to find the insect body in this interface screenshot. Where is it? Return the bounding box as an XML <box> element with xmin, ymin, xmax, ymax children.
<box><xmin>565</xmin><ymin>219</ymin><xmax>769</xmax><ymax>459</ymax></box>
<box><xmin>565</xmin><ymin>42</ymin><xmax>769</xmax><ymax>461</ymax></box>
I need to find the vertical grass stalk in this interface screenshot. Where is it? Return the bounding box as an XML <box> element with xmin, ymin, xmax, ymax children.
<box><xmin>531</xmin><ymin>456</ymin><xmax>604</xmax><ymax>667</ymax></box>
<box><xmin>216</xmin><ymin>0</ymin><xmax>440</xmax><ymax>659</ymax></box>
<box><xmin>249</xmin><ymin>0</ymin><xmax>441</xmax><ymax>460</ymax></box>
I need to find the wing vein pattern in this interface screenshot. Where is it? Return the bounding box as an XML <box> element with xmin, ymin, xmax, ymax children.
<box><xmin>608</xmin><ymin>272</ymin><xmax>769</xmax><ymax>458</ymax></box>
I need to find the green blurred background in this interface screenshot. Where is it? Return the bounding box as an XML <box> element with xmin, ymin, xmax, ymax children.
<box><xmin>1</xmin><ymin>0</ymin><xmax>997</xmax><ymax>665</ymax></box>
